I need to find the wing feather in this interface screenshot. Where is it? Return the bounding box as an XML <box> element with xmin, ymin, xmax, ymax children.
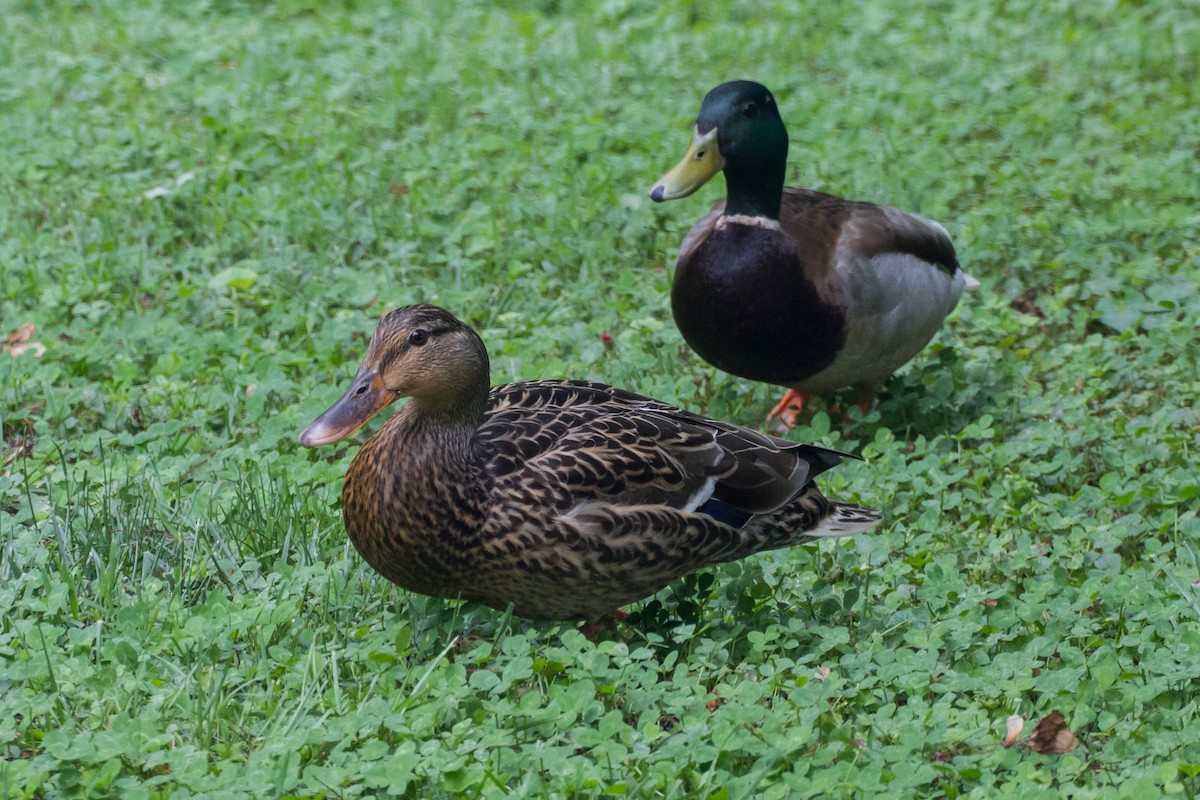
<box><xmin>479</xmin><ymin>380</ymin><xmax>850</xmax><ymax>521</ymax></box>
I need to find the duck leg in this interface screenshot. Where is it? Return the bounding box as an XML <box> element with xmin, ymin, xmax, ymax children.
<box><xmin>829</xmin><ymin>399</ymin><xmax>873</xmax><ymax>418</ymax></box>
<box><xmin>766</xmin><ymin>389</ymin><xmax>814</xmax><ymax>433</ymax></box>
<box><xmin>579</xmin><ymin>609</ymin><xmax>630</xmax><ymax>641</ymax></box>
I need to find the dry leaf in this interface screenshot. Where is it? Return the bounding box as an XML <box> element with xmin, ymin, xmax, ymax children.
<box><xmin>813</xmin><ymin>667</ymin><xmax>831</xmax><ymax>681</ymax></box>
<box><xmin>140</xmin><ymin>171</ymin><xmax>195</xmax><ymax>201</ymax></box>
<box><xmin>1029</xmin><ymin>710</ymin><xmax>1079</xmax><ymax>754</ymax></box>
<box><xmin>13</xmin><ymin>342</ymin><xmax>47</xmax><ymax>357</ymax></box>
<box><xmin>3</xmin><ymin>323</ymin><xmax>45</xmax><ymax>358</ymax></box>
<box><xmin>1002</xmin><ymin>714</ymin><xmax>1024</xmax><ymax>747</ymax></box>
<box><xmin>5</xmin><ymin>323</ymin><xmax>34</xmax><ymax>347</ymax></box>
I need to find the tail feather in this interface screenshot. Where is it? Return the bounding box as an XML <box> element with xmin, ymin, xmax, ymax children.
<box><xmin>752</xmin><ymin>486</ymin><xmax>881</xmax><ymax>552</ymax></box>
<box><xmin>804</xmin><ymin>502</ymin><xmax>882</xmax><ymax>538</ymax></box>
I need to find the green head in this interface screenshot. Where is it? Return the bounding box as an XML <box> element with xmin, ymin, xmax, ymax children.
<box><xmin>649</xmin><ymin>80</ymin><xmax>789</xmax><ymax>219</ymax></box>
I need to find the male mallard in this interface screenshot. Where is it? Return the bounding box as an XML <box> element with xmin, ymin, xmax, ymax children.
<box><xmin>649</xmin><ymin>80</ymin><xmax>978</xmax><ymax>427</ymax></box>
<box><xmin>300</xmin><ymin>304</ymin><xmax>880</xmax><ymax>625</ymax></box>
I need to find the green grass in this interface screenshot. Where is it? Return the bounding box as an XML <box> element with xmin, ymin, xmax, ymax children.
<box><xmin>2</xmin><ymin>0</ymin><xmax>1199</xmax><ymax>796</ymax></box>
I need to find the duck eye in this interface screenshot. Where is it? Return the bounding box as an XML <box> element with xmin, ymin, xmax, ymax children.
<box><xmin>408</xmin><ymin>329</ymin><xmax>428</xmax><ymax>346</ymax></box>
<box><xmin>742</xmin><ymin>102</ymin><xmax>757</xmax><ymax>118</ymax></box>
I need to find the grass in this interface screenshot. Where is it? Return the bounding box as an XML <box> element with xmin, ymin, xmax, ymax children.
<box><xmin>2</xmin><ymin>0</ymin><xmax>1199</xmax><ymax>796</ymax></box>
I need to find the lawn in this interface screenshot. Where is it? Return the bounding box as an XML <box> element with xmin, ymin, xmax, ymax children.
<box><xmin>2</xmin><ymin>0</ymin><xmax>1199</xmax><ymax>797</ymax></box>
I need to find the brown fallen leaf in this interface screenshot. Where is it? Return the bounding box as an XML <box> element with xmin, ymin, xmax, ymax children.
<box><xmin>3</xmin><ymin>323</ymin><xmax>46</xmax><ymax>358</ymax></box>
<box><xmin>1002</xmin><ymin>714</ymin><xmax>1024</xmax><ymax>747</ymax></box>
<box><xmin>1029</xmin><ymin>710</ymin><xmax>1079</xmax><ymax>754</ymax></box>
<box><xmin>5</xmin><ymin>323</ymin><xmax>33</xmax><ymax>344</ymax></box>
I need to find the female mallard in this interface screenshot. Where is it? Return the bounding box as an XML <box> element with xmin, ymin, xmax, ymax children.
<box><xmin>649</xmin><ymin>80</ymin><xmax>978</xmax><ymax>428</ymax></box>
<box><xmin>300</xmin><ymin>304</ymin><xmax>880</xmax><ymax>624</ymax></box>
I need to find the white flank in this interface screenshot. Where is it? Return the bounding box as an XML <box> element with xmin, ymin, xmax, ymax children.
<box><xmin>798</xmin><ymin>247</ymin><xmax>972</xmax><ymax>394</ymax></box>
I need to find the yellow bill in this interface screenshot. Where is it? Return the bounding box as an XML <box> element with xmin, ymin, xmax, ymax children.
<box><xmin>649</xmin><ymin>127</ymin><xmax>723</xmax><ymax>202</ymax></box>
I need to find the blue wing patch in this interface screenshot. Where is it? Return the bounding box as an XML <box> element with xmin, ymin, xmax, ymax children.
<box><xmin>696</xmin><ymin>497</ymin><xmax>753</xmax><ymax>529</ymax></box>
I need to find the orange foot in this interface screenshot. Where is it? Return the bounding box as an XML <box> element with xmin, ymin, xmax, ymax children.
<box><xmin>579</xmin><ymin>609</ymin><xmax>630</xmax><ymax>641</ymax></box>
<box><xmin>829</xmin><ymin>399</ymin><xmax>872</xmax><ymax>418</ymax></box>
<box><xmin>766</xmin><ymin>389</ymin><xmax>815</xmax><ymax>433</ymax></box>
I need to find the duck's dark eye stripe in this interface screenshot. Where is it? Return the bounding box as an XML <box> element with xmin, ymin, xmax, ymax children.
<box><xmin>407</xmin><ymin>324</ymin><xmax>459</xmax><ymax>347</ymax></box>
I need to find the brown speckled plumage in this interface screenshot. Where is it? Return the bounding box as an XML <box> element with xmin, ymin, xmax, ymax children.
<box><xmin>302</xmin><ymin>305</ymin><xmax>880</xmax><ymax>622</ymax></box>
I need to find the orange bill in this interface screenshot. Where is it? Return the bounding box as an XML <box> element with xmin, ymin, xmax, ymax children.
<box><xmin>299</xmin><ymin>369</ymin><xmax>396</xmax><ymax>447</ymax></box>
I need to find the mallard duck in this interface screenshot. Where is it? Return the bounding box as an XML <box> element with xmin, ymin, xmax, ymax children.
<box><xmin>299</xmin><ymin>304</ymin><xmax>880</xmax><ymax>624</ymax></box>
<box><xmin>649</xmin><ymin>80</ymin><xmax>979</xmax><ymax>428</ymax></box>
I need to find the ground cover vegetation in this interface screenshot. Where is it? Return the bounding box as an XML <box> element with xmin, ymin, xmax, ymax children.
<box><xmin>1</xmin><ymin>0</ymin><xmax>1198</xmax><ymax>796</ymax></box>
